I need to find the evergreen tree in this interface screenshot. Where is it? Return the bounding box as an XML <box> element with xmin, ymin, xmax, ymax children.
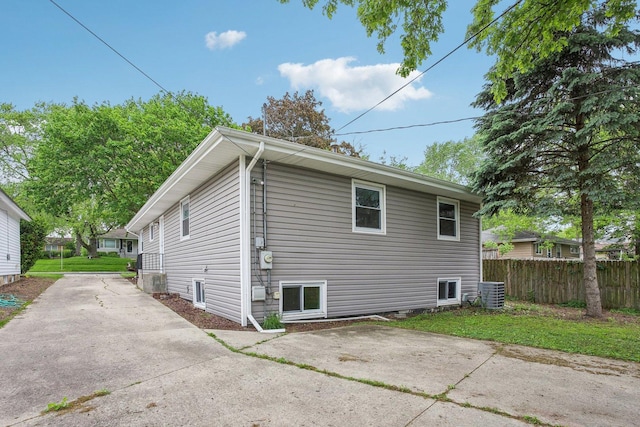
<box><xmin>472</xmin><ymin>7</ymin><xmax>640</xmax><ymax>317</ymax></box>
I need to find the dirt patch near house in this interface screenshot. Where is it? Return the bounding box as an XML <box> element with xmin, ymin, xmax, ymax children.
<box><xmin>153</xmin><ymin>292</ymin><xmax>374</xmax><ymax>332</ymax></box>
<box><xmin>0</xmin><ymin>277</ymin><xmax>57</xmax><ymax>324</ymax></box>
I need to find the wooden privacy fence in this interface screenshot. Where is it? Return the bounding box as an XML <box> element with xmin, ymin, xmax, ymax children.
<box><xmin>483</xmin><ymin>259</ymin><xmax>640</xmax><ymax>309</ymax></box>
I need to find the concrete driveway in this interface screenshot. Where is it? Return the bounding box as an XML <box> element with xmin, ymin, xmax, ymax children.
<box><xmin>1</xmin><ymin>274</ymin><xmax>638</xmax><ymax>426</ymax></box>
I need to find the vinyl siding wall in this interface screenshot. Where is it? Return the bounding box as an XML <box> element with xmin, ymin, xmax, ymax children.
<box><xmin>145</xmin><ymin>160</ymin><xmax>243</xmax><ymax>323</ymax></box>
<box><xmin>250</xmin><ymin>163</ymin><xmax>481</xmax><ymax>320</ymax></box>
<box><xmin>0</xmin><ymin>209</ymin><xmax>21</xmax><ymax>278</ymax></box>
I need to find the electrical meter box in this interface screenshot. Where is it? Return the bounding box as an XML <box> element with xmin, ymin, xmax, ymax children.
<box><xmin>260</xmin><ymin>250</ymin><xmax>273</xmax><ymax>269</ymax></box>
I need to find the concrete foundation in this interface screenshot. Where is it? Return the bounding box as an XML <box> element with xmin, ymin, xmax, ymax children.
<box><xmin>0</xmin><ymin>274</ymin><xmax>20</xmax><ymax>286</ymax></box>
<box><xmin>140</xmin><ymin>272</ymin><xmax>167</xmax><ymax>293</ymax></box>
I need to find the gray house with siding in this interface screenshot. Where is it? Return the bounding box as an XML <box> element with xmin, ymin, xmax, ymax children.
<box><xmin>126</xmin><ymin>127</ymin><xmax>482</xmax><ymax>327</ymax></box>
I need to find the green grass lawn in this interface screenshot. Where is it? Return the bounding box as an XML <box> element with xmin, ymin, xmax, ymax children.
<box><xmin>387</xmin><ymin>302</ymin><xmax>640</xmax><ymax>362</ymax></box>
<box><xmin>29</xmin><ymin>256</ymin><xmax>132</xmax><ymax>272</ymax></box>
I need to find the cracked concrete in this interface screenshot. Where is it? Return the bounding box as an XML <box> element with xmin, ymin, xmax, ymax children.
<box><xmin>1</xmin><ymin>274</ymin><xmax>638</xmax><ymax>426</ymax></box>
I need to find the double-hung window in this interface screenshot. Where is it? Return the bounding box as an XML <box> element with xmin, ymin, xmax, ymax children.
<box><xmin>437</xmin><ymin>197</ymin><xmax>459</xmax><ymax>241</ymax></box>
<box><xmin>280</xmin><ymin>281</ymin><xmax>327</xmax><ymax>321</ymax></box>
<box><xmin>352</xmin><ymin>180</ymin><xmax>386</xmax><ymax>234</ymax></box>
<box><xmin>180</xmin><ymin>196</ymin><xmax>190</xmax><ymax>240</ymax></box>
<box><xmin>437</xmin><ymin>278</ymin><xmax>461</xmax><ymax>306</ymax></box>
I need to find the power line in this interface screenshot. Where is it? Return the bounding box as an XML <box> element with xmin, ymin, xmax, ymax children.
<box><xmin>49</xmin><ymin>0</ymin><xmax>257</xmax><ymax>157</ymax></box>
<box><xmin>48</xmin><ymin>0</ymin><xmax>172</xmax><ymax>96</ymax></box>
<box><xmin>335</xmin><ymin>79</ymin><xmax>640</xmax><ymax>137</ymax></box>
<box><xmin>335</xmin><ymin>117</ymin><xmax>480</xmax><ymax>136</ymax></box>
<box><xmin>335</xmin><ymin>0</ymin><xmax>524</xmax><ymax>132</ymax></box>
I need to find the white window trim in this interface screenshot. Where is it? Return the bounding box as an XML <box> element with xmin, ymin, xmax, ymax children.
<box><xmin>352</xmin><ymin>180</ymin><xmax>386</xmax><ymax>235</ymax></box>
<box><xmin>570</xmin><ymin>245</ymin><xmax>579</xmax><ymax>254</ymax></box>
<box><xmin>534</xmin><ymin>243</ymin><xmax>542</xmax><ymax>255</ymax></box>
<box><xmin>279</xmin><ymin>280</ymin><xmax>327</xmax><ymax>321</ymax></box>
<box><xmin>180</xmin><ymin>196</ymin><xmax>190</xmax><ymax>241</ymax></box>
<box><xmin>436</xmin><ymin>277</ymin><xmax>461</xmax><ymax>307</ymax></box>
<box><xmin>101</xmin><ymin>238</ymin><xmax>117</xmax><ymax>249</ymax></box>
<box><xmin>149</xmin><ymin>222</ymin><xmax>156</xmax><ymax>242</ymax></box>
<box><xmin>437</xmin><ymin>197</ymin><xmax>460</xmax><ymax>241</ymax></box>
<box><xmin>192</xmin><ymin>278</ymin><xmax>205</xmax><ymax>310</ymax></box>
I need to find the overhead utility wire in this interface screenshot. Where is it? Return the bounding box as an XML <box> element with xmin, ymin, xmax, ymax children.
<box><xmin>47</xmin><ymin>0</ymin><xmax>252</xmax><ymax>157</ymax></box>
<box><xmin>335</xmin><ymin>117</ymin><xmax>480</xmax><ymax>136</ymax></box>
<box><xmin>336</xmin><ymin>72</ymin><xmax>640</xmax><ymax>136</ymax></box>
<box><xmin>335</xmin><ymin>0</ymin><xmax>524</xmax><ymax>132</ymax></box>
<box><xmin>49</xmin><ymin>0</ymin><xmax>171</xmax><ymax>96</ymax></box>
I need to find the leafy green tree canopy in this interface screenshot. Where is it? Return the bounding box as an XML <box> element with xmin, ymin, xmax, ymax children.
<box><xmin>27</xmin><ymin>92</ymin><xmax>235</xmax><ymax>227</ymax></box>
<box><xmin>282</xmin><ymin>0</ymin><xmax>637</xmax><ymax>100</ymax></box>
<box><xmin>414</xmin><ymin>135</ymin><xmax>484</xmax><ymax>185</ymax></box>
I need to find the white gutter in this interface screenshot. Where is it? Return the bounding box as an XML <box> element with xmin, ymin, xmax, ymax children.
<box><xmin>247</xmin><ymin>313</ymin><xmax>285</xmax><ymax>334</ymax></box>
<box><xmin>241</xmin><ymin>142</ymin><xmax>264</xmax><ymax>329</ymax></box>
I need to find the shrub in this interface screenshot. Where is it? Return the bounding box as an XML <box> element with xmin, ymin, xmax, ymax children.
<box><xmin>41</xmin><ymin>250</ymin><xmax>74</xmax><ymax>259</ymax></box>
<box><xmin>262</xmin><ymin>312</ymin><xmax>283</xmax><ymax>330</ymax></box>
<box><xmin>105</xmin><ymin>252</ymin><xmax>121</xmax><ymax>257</ymax></box>
<box><xmin>20</xmin><ymin>218</ymin><xmax>47</xmax><ymax>273</ymax></box>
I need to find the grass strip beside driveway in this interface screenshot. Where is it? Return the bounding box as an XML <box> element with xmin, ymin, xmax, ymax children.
<box><xmin>388</xmin><ymin>303</ymin><xmax>640</xmax><ymax>362</ymax></box>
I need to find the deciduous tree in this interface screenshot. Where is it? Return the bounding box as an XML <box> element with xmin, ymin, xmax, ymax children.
<box><xmin>283</xmin><ymin>0</ymin><xmax>637</xmax><ymax>100</ymax></box>
<box><xmin>414</xmin><ymin>136</ymin><xmax>484</xmax><ymax>185</ymax></box>
<box><xmin>25</xmin><ymin>92</ymin><xmax>236</xmax><ymax>253</ymax></box>
<box><xmin>244</xmin><ymin>90</ymin><xmax>363</xmax><ymax>157</ymax></box>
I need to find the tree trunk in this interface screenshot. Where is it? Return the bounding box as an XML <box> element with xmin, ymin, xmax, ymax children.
<box><xmin>581</xmin><ymin>193</ymin><xmax>603</xmax><ymax>317</ymax></box>
<box><xmin>74</xmin><ymin>232</ymin><xmax>82</xmax><ymax>256</ymax></box>
<box><xmin>76</xmin><ymin>229</ymin><xmax>98</xmax><ymax>258</ymax></box>
<box><xmin>88</xmin><ymin>237</ymin><xmax>98</xmax><ymax>258</ymax></box>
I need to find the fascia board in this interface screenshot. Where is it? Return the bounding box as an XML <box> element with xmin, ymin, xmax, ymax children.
<box><xmin>0</xmin><ymin>188</ymin><xmax>31</xmax><ymax>221</ymax></box>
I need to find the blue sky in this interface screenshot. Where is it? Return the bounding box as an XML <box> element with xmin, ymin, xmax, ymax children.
<box><xmin>2</xmin><ymin>0</ymin><xmax>495</xmax><ymax>166</ymax></box>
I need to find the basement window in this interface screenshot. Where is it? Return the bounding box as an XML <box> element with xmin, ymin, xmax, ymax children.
<box><xmin>193</xmin><ymin>278</ymin><xmax>205</xmax><ymax>310</ymax></box>
<box><xmin>437</xmin><ymin>278</ymin><xmax>461</xmax><ymax>306</ymax></box>
<box><xmin>280</xmin><ymin>280</ymin><xmax>327</xmax><ymax>321</ymax></box>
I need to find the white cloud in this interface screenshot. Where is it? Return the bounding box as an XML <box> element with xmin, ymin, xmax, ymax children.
<box><xmin>278</xmin><ymin>57</ymin><xmax>432</xmax><ymax>113</ymax></box>
<box><xmin>205</xmin><ymin>30</ymin><xmax>246</xmax><ymax>50</ymax></box>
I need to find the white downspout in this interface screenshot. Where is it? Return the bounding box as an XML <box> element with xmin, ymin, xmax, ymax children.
<box><xmin>241</xmin><ymin>142</ymin><xmax>264</xmax><ymax>328</ymax></box>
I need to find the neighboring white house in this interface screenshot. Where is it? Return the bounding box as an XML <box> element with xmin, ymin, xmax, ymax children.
<box><xmin>0</xmin><ymin>189</ymin><xmax>31</xmax><ymax>285</ymax></box>
<box><xmin>97</xmin><ymin>228</ymin><xmax>139</xmax><ymax>259</ymax></box>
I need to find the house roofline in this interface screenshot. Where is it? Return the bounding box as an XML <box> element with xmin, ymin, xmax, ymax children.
<box><xmin>0</xmin><ymin>187</ymin><xmax>31</xmax><ymax>221</ymax></box>
<box><xmin>126</xmin><ymin>127</ymin><xmax>482</xmax><ymax>232</ymax></box>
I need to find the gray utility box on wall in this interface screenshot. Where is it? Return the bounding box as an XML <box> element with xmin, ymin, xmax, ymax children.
<box><xmin>478</xmin><ymin>281</ymin><xmax>505</xmax><ymax>309</ymax></box>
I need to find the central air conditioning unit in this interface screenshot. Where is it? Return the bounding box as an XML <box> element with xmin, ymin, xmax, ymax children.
<box><xmin>478</xmin><ymin>281</ymin><xmax>505</xmax><ymax>309</ymax></box>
